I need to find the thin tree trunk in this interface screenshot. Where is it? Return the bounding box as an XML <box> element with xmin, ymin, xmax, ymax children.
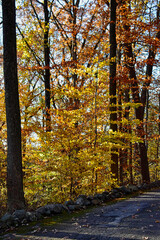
<box><xmin>2</xmin><ymin>0</ymin><xmax>25</xmax><ymax>212</ymax></box>
<box><xmin>156</xmin><ymin>92</ymin><xmax>160</xmax><ymax>179</ymax></box>
<box><xmin>129</xmin><ymin>141</ymin><xmax>133</xmax><ymax>184</ymax></box>
<box><xmin>124</xmin><ymin>41</ymin><xmax>150</xmax><ymax>183</ymax></box>
<box><xmin>109</xmin><ymin>0</ymin><xmax>118</xmax><ymax>180</ymax></box>
<box><xmin>44</xmin><ymin>0</ymin><xmax>51</xmax><ymax>132</ymax></box>
<box><xmin>118</xmin><ymin>86</ymin><xmax>123</xmax><ymax>184</ymax></box>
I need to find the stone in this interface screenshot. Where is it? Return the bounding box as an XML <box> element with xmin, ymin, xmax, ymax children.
<box><xmin>75</xmin><ymin>195</ymin><xmax>89</xmax><ymax>206</ymax></box>
<box><xmin>68</xmin><ymin>204</ymin><xmax>82</xmax><ymax>211</ymax></box>
<box><xmin>87</xmin><ymin>196</ymin><xmax>94</xmax><ymax>201</ymax></box>
<box><xmin>12</xmin><ymin>209</ymin><xmax>27</xmax><ymax>221</ymax></box>
<box><xmin>94</xmin><ymin>193</ymin><xmax>106</xmax><ymax>202</ymax></box>
<box><xmin>65</xmin><ymin>200</ymin><xmax>75</xmax><ymax>206</ymax></box>
<box><xmin>1</xmin><ymin>213</ymin><xmax>14</xmax><ymax>228</ymax></box>
<box><xmin>102</xmin><ymin>191</ymin><xmax>109</xmax><ymax>196</ymax></box>
<box><xmin>92</xmin><ymin>198</ymin><xmax>101</xmax><ymax>205</ymax></box>
<box><xmin>84</xmin><ymin>199</ymin><xmax>91</xmax><ymax>206</ymax></box>
<box><xmin>35</xmin><ymin>211</ymin><xmax>43</xmax><ymax>220</ymax></box>
<box><xmin>0</xmin><ymin>222</ymin><xmax>7</xmax><ymax>233</ymax></box>
<box><xmin>119</xmin><ymin>186</ymin><xmax>131</xmax><ymax>194</ymax></box>
<box><xmin>36</xmin><ymin>206</ymin><xmax>47</xmax><ymax>216</ymax></box>
<box><xmin>141</xmin><ymin>183</ymin><xmax>150</xmax><ymax>190</ymax></box>
<box><xmin>45</xmin><ymin>204</ymin><xmax>63</xmax><ymax>214</ymax></box>
<box><xmin>13</xmin><ymin>218</ymin><xmax>20</xmax><ymax>227</ymax></box>
<box><xmin>75</xmin><ymin>197</ymin><xmax>85</xmax><ymax>206</ymax></box>
<box><xmin>67</xmin><ymin>205</ymin><xmax>76</xmax><ymax>211</ymax></box>
<box><xmin>1</xmin><ymin>213</ymin><xmax>12</xmax><ymax>223</ymax></box>
<box><xmin>111</xmin><ymin>188</ymin><xmax>119</xmax><ymax>194</ymax></box>
<box><xmin>62</xmin><ymin>204</ymin><xmax>69</xmax><ymax>212</ymax></box>
<box><xmin>128</xmin><ymin>185</ymin><xmax>138</xmax><ymax>192</ymax></box>
<box><xmin>27</xmin><ymin>212</ymin><xmax>38</xmax><ymax>222</ymax></box>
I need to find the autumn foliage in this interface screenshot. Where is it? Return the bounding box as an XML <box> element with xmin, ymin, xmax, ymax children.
<box><xmin>0</xmin><ymin>0</ymin><xmax>160</xmax><ymax>212</ymax></box>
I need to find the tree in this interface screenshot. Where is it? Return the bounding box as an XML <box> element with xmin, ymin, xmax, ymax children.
<box><xmin>44</xmin><ymin>0</ymin><xmax>51</xmax><ymax>132</ymax></box>
<box><xmin>109</xmin><ymin>0</ymin><xmax>118</xmax><ymax>180</ymax></box>
<box><xmin>121</xmin><ymin>1</ymin><xmax>160</xmax><ymax>183</ymax></box>
<box><xmin>2</xmin><ymin>0</ymin><xmax>25</xmax><ymax>212</ymax></box>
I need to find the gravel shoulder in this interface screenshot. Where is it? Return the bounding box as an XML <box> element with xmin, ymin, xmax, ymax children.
<box><xmin>2</xmin><ymin>190</ymin><xmax>160</xmax><ymax>240</ymax></box>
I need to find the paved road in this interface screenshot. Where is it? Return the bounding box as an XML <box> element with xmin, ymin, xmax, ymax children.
<box><xmin>2</xmin><ymin>190</ymin><xmax>160</xmax><ymax>240</ymax></box>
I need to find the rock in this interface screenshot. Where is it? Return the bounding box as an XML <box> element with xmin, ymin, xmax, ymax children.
<box><xmin>102</xmin><ymin>191</ymin><xmax>109</xmax><ymax>196</ymax></box>
<box><xmin>150</xmin><ymin>181</ymin><xmax>160</xmax><ymax>188</ymax></box>
<box><xmin>45</xmin><ymin>204</ymin><xmax>63</xmax><ymax>214</ymax></box>
<box><xmin>102</xmin><ymin>191</ymin><xmax>110</xmax><ymax>202</ymax></box>
<box><xmin>108</xmin><ymin>192</ymin><xmax>116</xmax><ymax>199</ymax></box>
<box><xmin>78</xmin><ymin>194</ymin><xmax>87</xmax><ymax>199</ymax></box>
<box><xmin>1</xmin><ymin>213</ymin><xmax>12</xmax><ymax>223</ymax></box>
<box><xmin>36</xmin><ymin>206</ymin><xmax>46</xmax><ymax>216</ymax></box>
<box><xmin>75</xmin><ymin>195</ymin><xmax>91</xmax><ymax>206</ymax></box>
<box><xmin>94</xmin><ymin>193</ymin><xmax>105</xmax><ymax>201</ymax></box>
<box><xmin>92</xmin><ymin>198</ymin><xmax>101</xmax><ymax>205</ymax></box>
<box><xmin>67</xmin><ymin>205</ymin><xmax>76</xmax><ymax>211</ymax></box>
<box><xmin>150</xmin><ymin>182</ymin><xmax>157</xmax><ymax>188</ymax></box>
<box><xmin>84</xmin><ymin>199</ymin><xmax>91</xmax><ymax>206</ymax></box>
<box><xmin>115</xmin><ymin>192</ymin><xmax>123</xmax><ymax>198</ymax></box>
<box><xmin>141</xmin><ymin>183</ymin><xmax>151</xmax><ymax>190</ymax></box>
<box><xmin>155</xmin><ymin>180</ymin><xmax>160</xmax><ymax>186</ymax></box>
<box><xmin>87</xmin><ymin>196</ymin><xmax>94</xmax><ymax>201</ymax></box>
<box><xmin>0</xmin><ymin>213</ymin><xmax>14</xmax><ymax>228</ymax></box>
<box><xmin>110</xmin><ymin>189</ymin><xmax>123</xmax><ymax>198</ymax></box>
<box><xmin>62</xmin><ymin>204</ymin><xmax>69</xmax><ymax>212</ymax></box>
<box><xmin>35</xmin><ymin>211</ymin><xmax>43</xmax><ymax>220</ymax></box>
<box><xmin>119</xmin><ymin>186</ymin><xmax>131</xmax><ymax>194</ymax></box>
<box><xmin>12</xmin><ymin>209</ymin><xmax>26</xmax><ymax>221</ymax></box>
<box><xmin>13</xmin><ymin>218</ymin><xmax>20</xmax><ymax>227</ymax></box>
<box><xmin>128</xmin><ymin>185</ymin><xmax>138</xmax><ymax>192</ymax></box>
<box><xmin>111</xmin><ymin>188</ymin><xmax>119</xmax><ymax>194</ymax></box>
<box><xmin>0</xmin><ymin>222</ymin><xmax>7</xmax><ymax>233</ymax></box>
<box><xmin>36</xmin><ymin>204</ymin><xmax>64</xmax><ymax>216</ymax></box>
<box><xmin>65</xmin><ymin>200</ymin><xmax>75</xmax><ymax>206</ymax></box>
<box><xmin>75</xmin><ymin>197</ymin><xmax>85</xmax><ymax>206</ymax></box>
<box><xmin>27</xmin><ymin>212</ymin><xmax>38</xmax><ymax>222</ymax></box>
<box><xmin>68</xmin><ymin>204</ymin><xmax>82</xmax><ymax>211</ymax></box>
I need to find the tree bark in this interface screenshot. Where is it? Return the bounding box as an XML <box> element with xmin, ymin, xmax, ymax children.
<box><xmin>123</xmin><ymin>41</ymin><xmax>150</xmax><ymax>183</ymax></box>
<box><xmin>109</xmin><ymin>0</ymin><xmax>118</xmax><ymax>180</ymax></box>
<box><xmin>2</xmin><ymin>0</ymin><xmax>25</xmax><ymax>212</ymax></box>
<box><xmin>44</xmin><ymin>0</ymin><xmax>51</xmax><ymax>132</ymax></box>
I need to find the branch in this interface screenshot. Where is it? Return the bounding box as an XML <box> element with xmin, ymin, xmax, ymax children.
<box><xmin>35</xmin><ymin>0</ymin><xmax>44</xmax><ymax>5</ymax></box>
<box><xmin>30</xmin><ymin>0</ymin><xmax>43</xmax><ymax>29</ymax></box>
<box><xmin>16</xmin><ymin>24</ymin><xmax>44</xmax><ymax>72</ymax></box>
<box><xmin>51</xmin><ymin>10</ymin><xmax>71</xmax><ymax>49</ymax></box>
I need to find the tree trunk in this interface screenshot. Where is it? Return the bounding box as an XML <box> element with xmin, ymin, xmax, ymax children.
<box><xmin>124</xmin><ymin>41</ymin><xmax>150</xmax><ymax>183</ymax></box>
<box><xmin>2</xmin><ymin>0</ymin><xmax>25</xmax><ymax>212</ymax></box>
<box><xmin>109</xmin><ymin>0</ymin><xmax>118</xmax><ymax>180</ymax></box>
<box><xmin>44</xmin><ymin>0</ymin><xmax>51</xmax><ymax>132</ymax></box>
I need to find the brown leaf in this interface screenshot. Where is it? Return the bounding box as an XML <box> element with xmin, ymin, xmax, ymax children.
<box><xmin>155</xmin><ymin>220</ymin><xmax>160</xmax><ymax>223</ymax></box>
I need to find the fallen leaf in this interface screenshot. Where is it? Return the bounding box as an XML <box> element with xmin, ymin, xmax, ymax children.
<box><xmin>82</xmin><ymin>224</ymin><xmax>89</xmax><ymax>227</ymax></box>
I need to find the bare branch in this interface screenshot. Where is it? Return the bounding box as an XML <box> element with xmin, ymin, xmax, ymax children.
<box><xmin>30</xmin><ymin>0</ymin><xmax>43</xmax><ymax>29</ymax></box>
<box><xmin>16</xmin><ymin>24</ymin><xmax>44</xmax><ymax>72</ymax></box>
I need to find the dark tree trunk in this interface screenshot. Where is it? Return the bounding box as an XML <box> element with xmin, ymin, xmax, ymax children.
<box><xmin>109</xmin><ymin>0</ymin><xmax>118</xmax><ymax>180</ymax></box>
<box><xmin>44</xmin><ymin>0</ymin><xmax>51</xmax><ymax>132</ymax></box>
<box><xmin>118</xmin><ymin>85</ymin><xmax>123</xmax><ymax>184</ymax></box>
<box><xmin>2</xmin><ymin>0</ymin><xmax>25</xmax><ymax>212</ymax></box>
<box><xmin>124</xmin><ymin>41</ymin><xmax>150</xmax><ymax>183</ymax></box>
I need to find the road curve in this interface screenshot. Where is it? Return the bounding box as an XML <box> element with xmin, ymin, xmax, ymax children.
<box><xmin>2</xmin><ymin>190</ymin><xmax>160</xmax><ymax>240</ymax></box>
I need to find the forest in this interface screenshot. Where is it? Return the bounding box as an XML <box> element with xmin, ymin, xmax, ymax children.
<box><xmin>0</xmin><ymin>0</ymin><xmax>160</xmax><ymax>213</ymax></box>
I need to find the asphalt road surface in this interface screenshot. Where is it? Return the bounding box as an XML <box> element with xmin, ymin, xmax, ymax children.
<box><xmin>2</xmin><ymin>190</ymin><xmax>160</xmax><ymax>240</ymax></box>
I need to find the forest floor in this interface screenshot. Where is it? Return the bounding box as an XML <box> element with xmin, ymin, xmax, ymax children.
<box><xmin>1</xmin><ymin>189</ymin><xmax>160</xmax><ymax>240</ymax></box>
